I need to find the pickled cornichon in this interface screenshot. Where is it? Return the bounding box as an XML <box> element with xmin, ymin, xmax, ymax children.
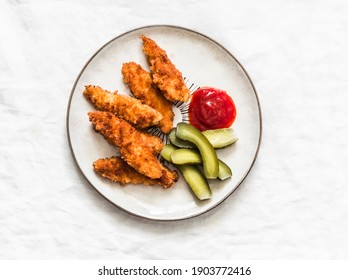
<box><xmin>179</xmin><ymin>165</ymin><xmax>212</xmax><ymax>200</ymax></box>
<box><xmin>160</xmin><ymin>144</ymin><xmax>212</xmax><ymax>200</ymax></box>
<box><xmin>217</xmin><ymin>160</ymin><xmax>232</xmax><ymax>180</ymax></box>
<box><xmin>202</xmin><ymin>128</ymin><xmax>238</xmax><ymax>149</ymax></box>
<box><xmin>171</xmin><ymin>149</ymin><xmax>202</xmax><ymax>165</ymax></box>
<box><xmin>170</xmin><ymin>148</ymin><xmax>232</xmax><ymax>181</ymax></box>
<box><xmin>169</xmin><ymin>127</ymin><xmax>238</xmax><ymax>149</ymax></box>
<box><xmin>175</xmin><ymin>122</ymin><xmax>219</xmax><ymax>179</ymax></box>
<box><xmin>161</xmin><ymin>124</ymin><xmax>235</xmax><ymax>200</ymax></box>
<box><xmin>169</xmin><ymin>128</ymin><xmax>196</xmax><ymax>149</ymax></box>
<box><xmin>160</xmin><ymin>144</ymin><xmax>177</xmax><ymax>163</ymax></box>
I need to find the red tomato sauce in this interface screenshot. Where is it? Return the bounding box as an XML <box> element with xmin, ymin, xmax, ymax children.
<box><xmin>188</xmin><ymin>87</ymin><xmax>236</xmax><ymax>131</ymax></box>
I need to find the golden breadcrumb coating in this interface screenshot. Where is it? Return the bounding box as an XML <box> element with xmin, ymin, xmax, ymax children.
<box><xmin>138</xmin><ymin>130</ymin><xmax>164</xmax><ymax>155</ymax></box>
<box><xmin>159</xmin><ymin>165</ymin><xmax>180</xmax><ymax>189</ymax></box>
<box><xmin>88</xmin><ymin>111</ymin><xmax>178</xmax><ymax>184</ymax></box>
<box><xmin>122</xmin><ymin>62</ymin><xmax>174</xmax><ymax>134</ymax></box>
<box><xmin>141</xmin><ymin>35</ymin><xmax>190</xmax><ymax>103</ymax></box>
<box><xmin>93</xmin><ymin>156</ymin><xmax>173</xmax><ymax>187</ymax></box>
<box><xmin>84</xmin><ymin>85</ymin><xmax>163</xmax><ymax>129</ymax></box>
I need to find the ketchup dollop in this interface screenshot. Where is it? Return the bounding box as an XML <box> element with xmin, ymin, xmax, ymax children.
<box><xmin>188</xmin><ymin>87</ymin><xmax>236</xmax><ymax>131</ymax></box>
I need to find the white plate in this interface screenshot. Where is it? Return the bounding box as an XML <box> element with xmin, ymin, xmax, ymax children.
<box><xmin>67</xmin><ymin>25</ymin><xmax>262</xmax><ymax>221</ymax></box>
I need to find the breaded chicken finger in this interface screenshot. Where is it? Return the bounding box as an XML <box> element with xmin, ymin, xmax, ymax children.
<box><xmin>88</xmin><ymin>112</ymin><xmax>177</xmax><ymax>182</ymax></box>
<box><xmin>84</xmin><ymin>85</ymin><xmax>163</xmax><ymax>129</ymax></box>
<box><xmin>138</xmin><ymin>131</ymin><xmax>164</xmax><ymax>154</ymax></box>
<box><xmin>141</xmin><ymin>35</ymin><xmax>190</xmax><ymax>103</ymax></box>
<box><xmin>93</xmin><ymin>156</ymin><xmax>177</xmax><ymax>188</ymax></box>
<box><xmin>122</xmin><ymin>62</ymin><xmax>174</xmax><ymax>134</ymax></box>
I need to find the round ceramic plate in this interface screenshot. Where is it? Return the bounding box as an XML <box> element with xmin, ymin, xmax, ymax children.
<box><xmin>67</xmin><ymin>25</ymin><xmax>262</xmax><ymax>221</ymax></box>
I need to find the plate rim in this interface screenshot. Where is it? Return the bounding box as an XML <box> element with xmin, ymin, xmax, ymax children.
<box><xmin>66</xmin><ymin>24</ymin><xmax>263</xmax><ymax>222</ymax></box>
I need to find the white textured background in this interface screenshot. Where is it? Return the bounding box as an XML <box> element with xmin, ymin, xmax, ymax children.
<box><xmin>1</xmin><ymin>0</ymin><xmax>348</xmax><ymax>259</ymax></box>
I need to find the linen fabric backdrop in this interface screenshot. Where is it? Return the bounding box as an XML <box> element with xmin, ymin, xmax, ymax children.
<box><xmin>1</xmin><ymin>0</ymin><xmax>348</xmax><ymax>259</ymax></box>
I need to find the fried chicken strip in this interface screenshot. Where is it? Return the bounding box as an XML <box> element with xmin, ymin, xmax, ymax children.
<box><xmin>84</xmin><ymin>85</ymin><xmax>163</xmax><ymax>129</ymax></box>
<box><xmin>93</xmin><ymin>156</ymin><xmax>165</xmax><ymax>187</ymax></box>
<box><xmin>159</xmin><ymin>165</ymin><xmax>180</xmax><ymax>189</ymax></box>
<box><xmin>138</xmin><ymin>130</ymin><xmax>164</xmax><ymax>154</ymax></box>
<box><xmin>141</xmin><ymin>35</ymin><xmax>190</xmax><ymax>103</ymax></box>
<box><xmin>94</xmin><ymin>156</ymin><xmax>177</xmax><ymax>188</ymax></box>
<box><xmin>88</xmin><ymin>111</ymin><xmax>162</xmax><ymax>178</ymax></box>
<box><xmin>88</xmin><ymin>112</ymin><xmax>178</xmax><ymax>184</ymax></box>
<box><xmin>86</xmin><ymin>106</ymin><xmax>162</xmax><ymax>153</ymax></box>
<box><xmin>122</xmin><ymin>62</ymin><xmax>174</xmax><ymax>134</ymax></box>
